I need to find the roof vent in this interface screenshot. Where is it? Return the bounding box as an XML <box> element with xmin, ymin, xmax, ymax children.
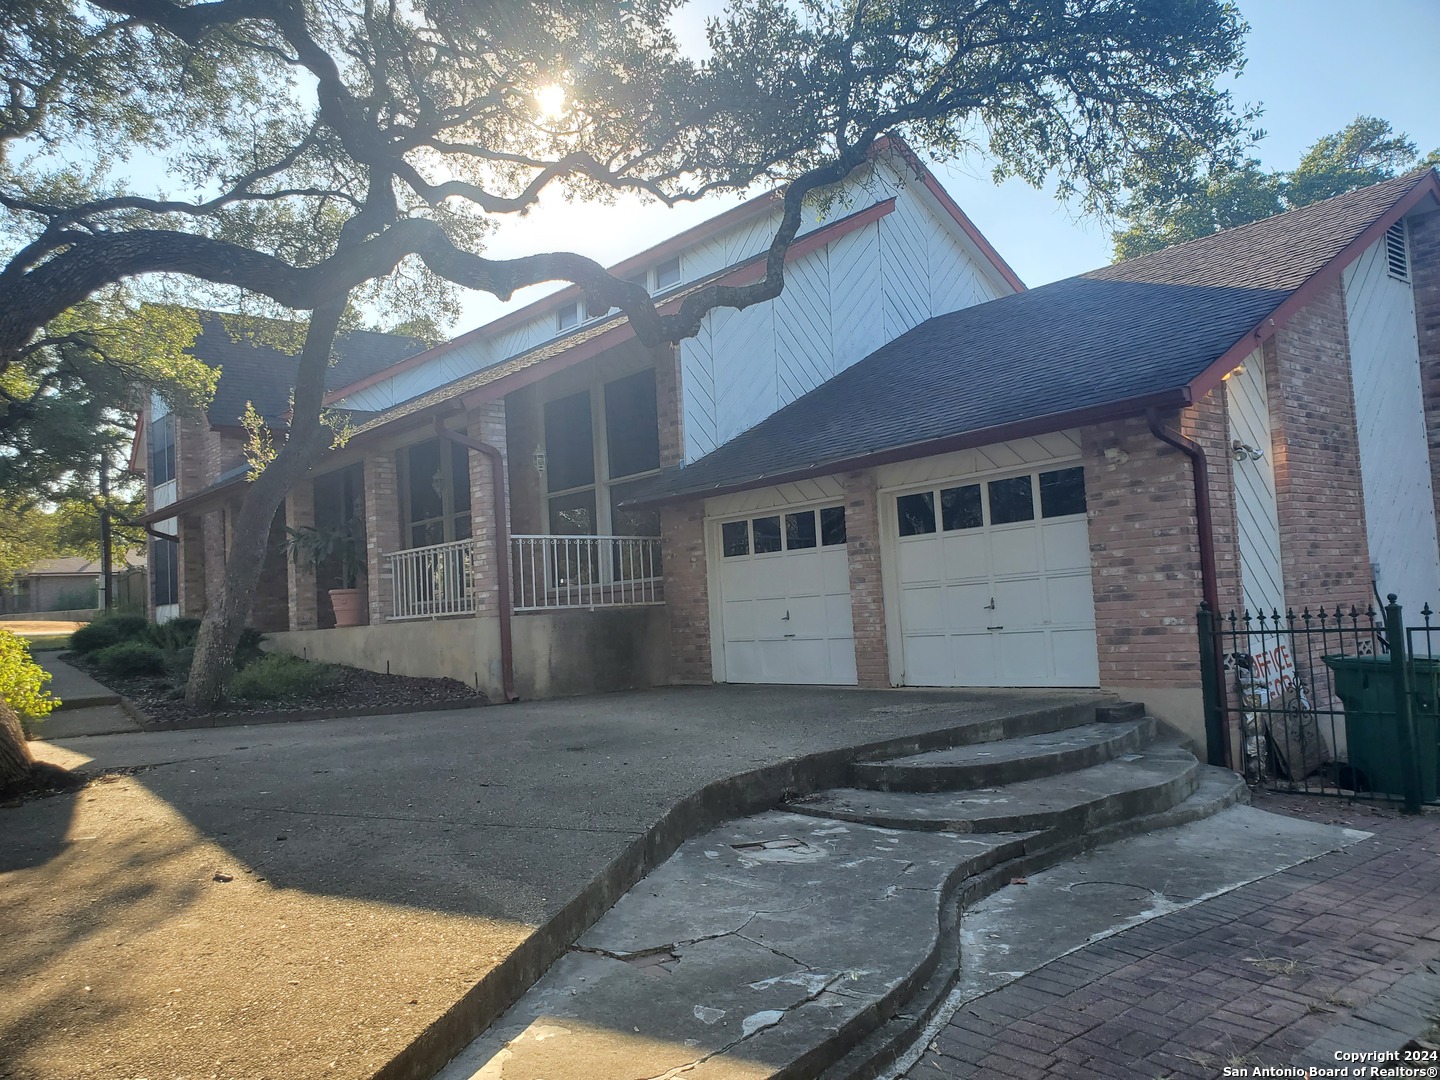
<box><xmin>1385</xmin><ymin>220</ymin><xmax>1410</xmax><ymax>282</ymax></box>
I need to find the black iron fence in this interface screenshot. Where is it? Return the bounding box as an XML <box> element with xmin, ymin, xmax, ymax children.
<box><xmin>1197</xmin><ymin>595</ymin><xmax>1438</xmax><ymax>811</ymax></box>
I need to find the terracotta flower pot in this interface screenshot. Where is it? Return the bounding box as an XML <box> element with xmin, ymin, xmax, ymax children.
<box><xmin>329</xmin><ymin>588</ymin><xmax>366</xmax><ymax>628</ymax></box>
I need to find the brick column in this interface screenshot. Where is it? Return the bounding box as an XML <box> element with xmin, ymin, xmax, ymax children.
<box><xmin>654</xmin><ymin>343</ymin><xmax>685</xmax><ymax>468</ymax></box>
<box><xmin>176</xmin><ymin>514</ymin><xmax>207</xmax><ymax>618</ymax></box>
<box><xmin>1081</xmin><ymin>414</ymin><xmax>1203</xmax><ymax>691</ymax></box>
<box><xmin>1410</xmin><ymin>208</ymin><xmax>1440</xmax><ymax>561</ymax></box>
<box><xmin>661</xmin><ymin>499</ymin><xmax>711</xmax><ymax>683</ymax></box>
<box><xmin>1265</xmin><ymin>281</ymin><xmax>1372</xmax><ymax>611</ymax></box>
<box><xmin>285</xmin><ymin>480</ymin><xmax>318</xmax><ymax>631</ymax></box>
<box><xmin>364</xmin><ymin>451</ymin><xmax>401</xmax><ymax>624</ymax></box>
<box><xmin>1183</xmin><ymin>385</ymin><xmax>1243</xmax><ymax>615</ymax></box>
<box><xmin>466</xmin><ymin>404</ymin><xmax>508</xmax><ymax>619</ymax></box>
<box><xmin>843</xmin><ymin>470</ymin><xmax>890</xmax><ymax>687</ymax></box>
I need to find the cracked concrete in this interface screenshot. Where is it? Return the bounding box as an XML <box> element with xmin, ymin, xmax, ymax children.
<box><xmin>437</xmin><ymin>811</ymin><xmax>1020</xmax><ymax>1080</ymax></box>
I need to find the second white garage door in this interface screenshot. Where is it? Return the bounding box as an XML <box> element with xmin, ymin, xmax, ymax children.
<box><xmin>891</xmin><ymin>465</ymin><xmax>1098</xmax><ymax>687</ymax></box>
<box><xmin>715</xmin><ymin>504</ymin><xmax>857</xmax><ymax>685</ymax></box>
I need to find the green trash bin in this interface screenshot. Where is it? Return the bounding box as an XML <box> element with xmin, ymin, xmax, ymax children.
<box><xmin>1321</xmin><ymin>654</ymin><xmax>1439</xmax><ymax>802</ymax></box>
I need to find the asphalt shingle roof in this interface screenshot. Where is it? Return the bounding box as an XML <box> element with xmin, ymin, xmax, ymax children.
<box><xmin>192</xmin><ymin>313</ymin><xmax>424</xmax><ymax>427</ymax></box>
<box><xmin>633</xmin><ymin>171</ymin><xmax>1432</xmax><ymax>504</ymax></box>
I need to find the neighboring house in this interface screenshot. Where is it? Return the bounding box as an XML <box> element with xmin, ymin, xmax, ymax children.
<box><xmin>1</xmin><ymin>553</ymin><xmax>146</xmax><ymax>614</ymax></box>
<box><xmin>136</xmin><ymin>146</ymin><xmax>1440</xmax><ymax>757</ymax></box>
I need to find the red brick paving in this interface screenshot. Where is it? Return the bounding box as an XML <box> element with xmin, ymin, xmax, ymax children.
<box><xmin>903</xmin><ymin>794</ymin><xmax>1440</xmax><ymax>1079</ymax></box>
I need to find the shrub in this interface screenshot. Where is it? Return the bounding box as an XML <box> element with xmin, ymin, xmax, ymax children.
<box><xmin>93</xmin><ymin>640</ymin><xmax>166</xmax><ymax>677</ymax></box>
<box><xmin>228</xmin><ymin>652</ymin><xmax>339</xmax><ymax>701</ymax></box>
<box><xmin>98</xmin><ymin>613</ymin><xmax>153</xmax><ymax>640</ymax></box>
<box><xmin>0</xmin><ymin>629</ymin><xmax>59</xmax><ymax>721</ymax></box>
<box><xmin>151</xmin><ymin>617</ymin><xmax>202</xmax><ymax>651</ymax></box>
<box><xmin>69</xmin><ymin>621</ymin><xmax>123</xmax><ymax>655</ymax></box>
<box><xmin>234</xmin><ymin>627</ymin><xmax>266</xmax><ymax>669</ymax></box>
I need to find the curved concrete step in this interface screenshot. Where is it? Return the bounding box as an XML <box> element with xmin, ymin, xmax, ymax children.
<box><xmin>788</xmin><ymin>743</ymin><xmax>1201</xmax><ymax>836</ymax></box>
<box><xmin>852</xmin><ymin>717</ymin><xmax>1157</xmax><ymax>793</ymax></box>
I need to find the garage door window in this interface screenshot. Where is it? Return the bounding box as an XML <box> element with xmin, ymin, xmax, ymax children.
<box><xmin>722</xmin><ymin>506</ymin><xmax>847</xmax><ymax>557</ymax></box>
<box><xmin>897</xmin><ymin>492</ymin><xmax>935</xmax><ymax>536</ymax></box>
<box><xmin>940</xmin><ymin>484</ymin><xmax>983</xmax><ymax>530</ymax></box>
<box><xmin>987</xmin><ymin>475</ymin><xmax>1034</xmax><ymax>524</ymax></box>
<box><xmin>1039</xmin><ymin>467</ymin><xmax>1087</xmax><ymax>518</ymax></box>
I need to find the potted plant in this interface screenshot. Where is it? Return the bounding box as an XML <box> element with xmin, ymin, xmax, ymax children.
<box><xmin>284</xmin><ymin>523</ymin><xmax>367</xmax><ymax>628</ymax></box>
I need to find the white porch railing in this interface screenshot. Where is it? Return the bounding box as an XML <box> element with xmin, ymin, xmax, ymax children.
<box><xmin>511</xmin><ymin>534</ymin><xmax>663</xmax><ymax>611</ymax></box>
<box><xmin>387</xmin><ymin>537</ymin><xmax>477</xmax><ymax>619</ymax></box>
<box><xmin>386</xmin><ymin>533</ymin><xmax>664</xmax><ymax>618</ymax></box>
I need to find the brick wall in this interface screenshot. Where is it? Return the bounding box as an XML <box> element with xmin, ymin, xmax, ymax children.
<box><xmin>364</xmin><ymin>451</ymin><xmax>401</xmax><ymax>624</ymax></box>
<box><xmin>248</xmin><ymin>508</ymin><xmax>290</xmax><ymax>632</ymax></box>
<box><xmin>1081</xmin><ymin>414</ymin><xmax>1204</xmax><ymax>690</ymax></box>
<box><xmin>843</xmin><ymin>470</ymin><xmax>890</xmax><ymax>687</ymax></box>
<box><xmin>1184</xmin><ymin>386</ymin><xmax>1244</xmax><ymax>615</ymax></box>
<box><xmin>654</xmin><ymin>343</ymin><xmax>685</xmax><ymax>469</ymax></box>
<box><xmin>176</xmin><ymin>513</ymin><xmax>207</xmax><ymax>618</ymax></box>
<box><xmin>1410</xmin><ymin>208</ymin><xmax>1440</xmax><ymax>556</ymax></box>
<box><xmin>1265</xmin><ymin>280</ymin><xmax>1373</xmax><ymax>612</ymax></box>
<box><xmin>285</xmin><ymin>481</ymin><xmax>318</xmax><ymax>631</ymax></box>
<box><xmin>465</xmin><ymin>404</ymin><xmax>509</xmax><ymax>619</ymax></box>
<box><xmin>661</xmin><ymin>499</ymin><xmax>711</xmax><ymax>683</ymax></box>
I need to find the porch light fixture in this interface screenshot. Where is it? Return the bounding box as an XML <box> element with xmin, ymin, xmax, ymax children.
<box><xmin>1231</xmin><ymin>440</ymin><xmax>1264</xmax><ymax>463</ymax></box>
<box><xmin>532</xmin><ymin>448</ymin><xmax>547</xmax><ymax>475</ymax></box>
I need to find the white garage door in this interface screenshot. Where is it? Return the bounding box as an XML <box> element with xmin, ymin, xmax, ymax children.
<box><xmin>716</xmin><ymin>504</ymin><xmax>857</xmax><ymax>685</ymax></box>
<box><xmin>893</xmin><ymin>466</ymin><xmax>1098</xmax><ymax>687</ymax></box>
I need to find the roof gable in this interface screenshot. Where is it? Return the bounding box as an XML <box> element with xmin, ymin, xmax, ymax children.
<box><xmin>637</xmin><ymin>170</ymin><xmax>1438</xmax><ymax>504</ymax></box>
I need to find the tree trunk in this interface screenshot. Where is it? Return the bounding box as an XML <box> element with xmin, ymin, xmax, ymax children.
<box><xmin>184</xmin><ymin>296</ymin><xmax>347</xmax><ymax>707</ymax></box>
<box><xmin>0</xmin><ymin>699</ymin><xmax>35</xmax><ymax>792</ymax></box>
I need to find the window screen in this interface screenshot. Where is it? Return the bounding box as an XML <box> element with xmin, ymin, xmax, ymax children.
<box><xmin>604</xmin><ymin>369</ymin><xmax>660</xmax><ymax>479</ymax></box>
<box><xmin>544</xmin><ymin>391</ymin><xmax>595</xmax><ymax>491</ymax></box>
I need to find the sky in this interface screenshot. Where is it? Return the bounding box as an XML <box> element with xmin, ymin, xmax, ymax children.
<box><xmin>454</xmin><ymin>0</ymin><xmax>1440</xmax><ymax>330</ymax></box>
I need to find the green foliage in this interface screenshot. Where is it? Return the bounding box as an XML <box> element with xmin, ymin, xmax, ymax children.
<box><xmin>150</xmin><ymin>617</ymin><xmax>201</xmax><ymax>651</ymax></box>
<box><xmin>240</xmin><ymin>401</ymin><xmax>277</xmax><ymax>481</ymax></box>
<box><xmin>1115</xmin><ymin>116</ymin><xmax>1440</xmax><ymax>258</ymax></box>
<box><xmin>228</xmin><ymin>652</ymin><xmax>339</xmax><ymax>701</ymax></box>
<box><xmin>0</xmin><ymin>629</ymin><xmax>59</xmax><ymax>720</ymax></box>
<box><xmin>284</xmin><ymin>524</ymin><xmax>364</xmax><ymax>589</ymax></box>
<box><xmin>70</xmin><ymin>611</ymin><xmax>150</xmax><ymax>653</ymax></box>
<box><xmin>93</xmin><ymin>639</ymin><xmax>166</xmax><ymax>676</ymax></box>
<box><xmin>234</xmin><ymin>628</ymin><xmax>266</xmax><ymax>670</ymax></box>
<box><xmin>69</xmin><ymin>621</ymin><xmax>122</xmax><ymax>654</ymax></box>
<box><xmin>48</xmin><ymin>587</ymin><xmax>96</xmax><ymax>611</ymax></box>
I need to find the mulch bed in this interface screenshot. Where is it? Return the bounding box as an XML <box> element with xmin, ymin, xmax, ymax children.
<box><xmin>64</xmin><ymin>653</ymin><xmax>487</xmax><ymax>728</ymax></box>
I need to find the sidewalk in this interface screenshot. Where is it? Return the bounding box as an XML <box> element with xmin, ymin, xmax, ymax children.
<box><xmin>903</xmin><ymin>794</ymin><xmax>1440</xmax><ymax>1079</ymax></box>
<box><xmin>30</xmin><ymin>654</ymin><xmax>139</xmax><ymax>737</ymax></box>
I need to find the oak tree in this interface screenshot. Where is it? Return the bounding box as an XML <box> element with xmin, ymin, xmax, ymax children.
<box><xmin>1</xmin><ymin>0</ymin><xmax>1255</xmax><ymax>705</ymax></box>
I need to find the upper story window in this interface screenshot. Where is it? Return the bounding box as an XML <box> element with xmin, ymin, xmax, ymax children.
<box><xmin>556</xmin><ymin>300</ymin><xmax>581</xmax><ymax>332</ymax></box>
<box><xmin>653</xmin><ymin>255</ymin><xmax>683</xmax><ymax>292</ymax></box>
<box><xmin>542</xmin><ymin>368</ymin><xmax>661</xmax><ymax>538</ymax></box>
<box><xmin>148</xmin><ymin>412</ymin><xmax>176</xmax><ymax>486</ymax></box>
<box><xmin>1385</xmin><ymin>220</ymin><xmax>1410</xmax><ymax>282</ymax></box>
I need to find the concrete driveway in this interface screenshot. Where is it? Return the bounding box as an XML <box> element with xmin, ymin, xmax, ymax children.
<box><xmin>2</xmin><ymin>684</ymin><xmax>1106</xmax><ymax>1080</ymax></box>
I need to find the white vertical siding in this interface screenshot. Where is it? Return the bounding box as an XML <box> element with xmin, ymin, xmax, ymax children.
<box><xmin>1228</xmin><ymin>349</ymin><xmax>1285</xmax><ymax>618</ymax></box>
<box><xmin>681</xmin><ymin>183</ymin><xmax>1004</xmax><ymax>462</ymax></box>
<box><xmin>1343</xmin><ymin>233</ymin><xmax>1440</xmax><ymax>609</ymax></box>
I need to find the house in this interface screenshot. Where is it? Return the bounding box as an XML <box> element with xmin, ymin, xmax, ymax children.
<box><xmin>1</xmin><ymin>553</ymin><xmax>146</xmax><ymax>615</ymax></box>
<box><xmin>136</xmin><ymin>147</ymin><xmax>1440</xmax><ymax>759</ymax></box>
<box><xmin>132</xmin><ymin>313</ymin><xmax>425</xmax><ymax>628</ymax></box>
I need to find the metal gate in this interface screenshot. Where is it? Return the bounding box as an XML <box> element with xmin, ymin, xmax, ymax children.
<box><xmin>1197</xmin><ymin>595</ymin><xmax>1439</xmax><ymax>811</ymax></box>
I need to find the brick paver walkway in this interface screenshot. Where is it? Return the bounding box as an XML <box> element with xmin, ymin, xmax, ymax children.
<box><xmin>905</xmin><ymin>794</ymin><xmax>1440</xmax><ymax>1079</ymax></box>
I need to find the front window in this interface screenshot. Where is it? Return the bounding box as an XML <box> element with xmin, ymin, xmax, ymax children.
<box><xmin>148</xmin><ymin>413</ymin><xmax>176</xmax><ymax>486</ymax></box>
<box><xmin>401</xmin><ymin>438</ymin><xmax>471</xmax><ymax>547</ymax></box>
<box><xmin>151</xmin><ymin>536</ymin><xmax>178</xmax><ymax>606</ymax></box>
<box><xmin>542</xmin><ymin>368</ymin><xmax>661</xmax><ymax>539</ymax></box>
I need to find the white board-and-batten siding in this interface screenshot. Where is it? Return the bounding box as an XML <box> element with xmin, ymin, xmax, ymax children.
<box><xmin>1343</xmin><ymin>231</ymin><xmax>1440</xmax><ymax>610</ymax></box>
<box><xmin>681</xmin><ymin>185</ymin><xmax>1006</xmax><ymax>462</ymax></box>
<box><xmin>1227</xmin><ymin>349</ymin><xmax>1286</xmax><ymax>619</ymax></box>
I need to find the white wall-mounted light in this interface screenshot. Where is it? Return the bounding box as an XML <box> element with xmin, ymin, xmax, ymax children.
<box><xmin>532</xmin><ymin>448</ymin><xmax>547</xmax><ymax>475</ymax></box>
<box><xmin>1232</xmin><ymin>440</ymin><xmax>1264</xmax><ymax>463</ymax></box>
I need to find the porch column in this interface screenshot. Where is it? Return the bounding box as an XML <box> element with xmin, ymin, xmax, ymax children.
<box><xmin>364</xmin><ymin>451</ymin><xmax>401</xmax><ymax>624</ymax></box>
<box><xmin>843</xmin><ymin>470</ymin><xmax>890</xmax><ymax>688</ymax></box>
<box><xmin>661</xmin><ymin>499</ymin><xmax>711</xmax><ymax>683</ymax></box>
<box><xmin>285</xmin><ymin>480</ymin><xmax>318</xmax><ymax>631</ymax></box>
<box><xmin>176</xmin><ymin>513</ymin><xmax>207</xmax><ymax>618</ymax></box>
<box><xmin>654</xmin><ymin>343</ymin><xmax>685</xmax><ymax>468</ymax></box>
<box><xmin>465</xmin><ymin>403</ymin><xmax>509</xmax><ymax>618</ymax></box>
